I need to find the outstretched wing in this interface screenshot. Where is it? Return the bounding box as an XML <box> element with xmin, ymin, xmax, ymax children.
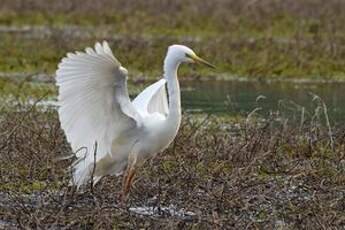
<box><xmin>56</xmin><ymin>41</ymin><xmax>141</xmax><ymax>187</ymax></box>
<box><xmin>132</xmin><ymin>79</ymin><xmax>169</xmax><ymax>117</ymax></box>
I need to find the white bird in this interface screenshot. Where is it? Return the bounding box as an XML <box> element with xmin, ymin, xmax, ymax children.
<box><xmin>56</xmin><ymin>41</ymin><xmax>214</xmax><ymax>200</ymax></box>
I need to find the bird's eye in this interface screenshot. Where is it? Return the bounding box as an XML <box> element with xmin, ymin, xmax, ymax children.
<box><xmin>185</xmin><ymin>53</ymin><xmax>193</xmax><ymax>58</ymax></box>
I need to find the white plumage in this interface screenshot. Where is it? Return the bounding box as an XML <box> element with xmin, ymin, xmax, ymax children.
<box><xmin>56</xmin><ymin>41</ymin><xmax>214</xmax><ymax>197</ymax></box>
<box><xmin>132</xmin><ymin>79</ymin><xmax>169</xmax><ymax>117</ymax></box>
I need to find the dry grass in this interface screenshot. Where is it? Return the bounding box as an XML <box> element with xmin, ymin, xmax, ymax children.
<box><xmin>0</xmin><ymin>101</ymin><xmax>345</xmax><ymax>229</ymax></box>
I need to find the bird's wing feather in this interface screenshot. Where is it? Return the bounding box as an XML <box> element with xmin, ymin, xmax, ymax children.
<box><xmin>56</xmin><ymin>41</ymin><xmax>141</xmax><ymax>187</ymax></box>
<box><xmin>132</xmin><ymin>79</ymin><xmax>169</xmax><ymax>117</ymax></box>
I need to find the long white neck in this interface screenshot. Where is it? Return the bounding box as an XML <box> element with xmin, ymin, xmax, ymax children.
<box><xmin>163</xmin><ymin>55</ymin><xmax>182</xmax><ymax>129</ymax></box>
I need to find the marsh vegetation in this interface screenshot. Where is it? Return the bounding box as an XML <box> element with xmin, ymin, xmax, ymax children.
<box><xmin>0</xmin><ymin>0</ymin><xmax>345</xmax><ymax>79</ymax></box>
<box><xmin>1</xmin><ymin>0</ymin><xmax>345</xmax><ymax>229</ymax></box>
<box><xmin>1</xmin><ymin>102</ymin><xmax>345</xmax><ymax>229</ymax></box>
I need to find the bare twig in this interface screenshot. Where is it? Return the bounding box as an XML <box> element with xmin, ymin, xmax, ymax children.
<box><xmin>90</xmin><ymin>141</ymin><xmax>98</xmax><ymax>193</ymax></box>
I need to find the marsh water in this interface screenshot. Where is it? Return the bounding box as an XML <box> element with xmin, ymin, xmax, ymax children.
<box><xmin>2</xmin><ymin>78</ymin><xmax>345</xmax><ymax>123</ymax></box>
<box><xmin>180</xmin><ymin>80</ymin><xmax>345</xmax><ymax>123</ymax></box>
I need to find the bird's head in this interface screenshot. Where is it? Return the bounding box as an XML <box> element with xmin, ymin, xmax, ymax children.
<box><xmin>166</xmin><ymin>45</ymin><xmax>215</xmax><ymax>68</ymax></box>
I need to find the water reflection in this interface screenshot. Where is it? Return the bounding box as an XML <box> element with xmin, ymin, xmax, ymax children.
<box><xmin>181</xmin><ymin>80</ymin><xmax>345</xmax><ymax>122</ymax></box>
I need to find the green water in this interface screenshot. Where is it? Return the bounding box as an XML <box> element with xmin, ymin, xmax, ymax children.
<box><xmin>181</xmin><ymin>81</ymin><xmax>345</xmax><ymax>123</ymax></box>
<box><xmin>1</xmin><ymin>78</ymin><xmax>345</xmax><ymax>123</ymax></box>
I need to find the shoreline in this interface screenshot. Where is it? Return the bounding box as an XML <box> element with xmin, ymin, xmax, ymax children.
<box><xmin>1</xmin><ymin>72</ymin><xmax>345</xmax><ymax>85</ymax></box>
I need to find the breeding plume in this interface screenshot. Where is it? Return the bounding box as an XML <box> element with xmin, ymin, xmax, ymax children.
<box><xmin>56</xmin><ymin>41</ymin><xmax>214</xmax><ymax>200</ymax></box>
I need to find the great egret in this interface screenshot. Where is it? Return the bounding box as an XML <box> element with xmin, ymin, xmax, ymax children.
<box><xmin>56</xmin><ymin>41</ymin><xmax>214</xmax><ymax>200</ymax></box>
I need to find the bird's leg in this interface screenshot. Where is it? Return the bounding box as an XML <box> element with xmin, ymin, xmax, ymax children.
<box><xmin>120</xmin><ymin>154</ymin><xmax>138</xmax><ymax>204</ymax></box>
<box><xmin>122</xmin><ymin>167</ymin><xmax>136</xmax><ymax>198</ymax></box>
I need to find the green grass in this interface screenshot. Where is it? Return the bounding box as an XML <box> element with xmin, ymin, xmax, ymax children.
<box><xmin>0</xmin><ymin>0</ymin><xmax>345</xmax><ymax>80</ymax></box>
<box><xmin>0</xmin><ymin>78</ymin><xmax>56</xmax><ymax>100</ymax></box>
<box><xmin>0</xmin><ymin>31</ymin><xmax>344</xmax><ymax>80</ymax></box>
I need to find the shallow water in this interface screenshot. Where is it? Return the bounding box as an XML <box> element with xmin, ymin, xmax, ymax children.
<box><xmin>181</xmin><ymin>80</ymin><xmax>345</xmax><ymax>123</ymax></box>
<box><xmin>1</xmin><ymin>78</ymin><xmax>345</xmax><ymax>123</ymax></box>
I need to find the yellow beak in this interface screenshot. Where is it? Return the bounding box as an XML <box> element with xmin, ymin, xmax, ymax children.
<box><xmin>187</xmin><ymin>53</ymin><xmax>216</xmax><ymax>69</ymax></box>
